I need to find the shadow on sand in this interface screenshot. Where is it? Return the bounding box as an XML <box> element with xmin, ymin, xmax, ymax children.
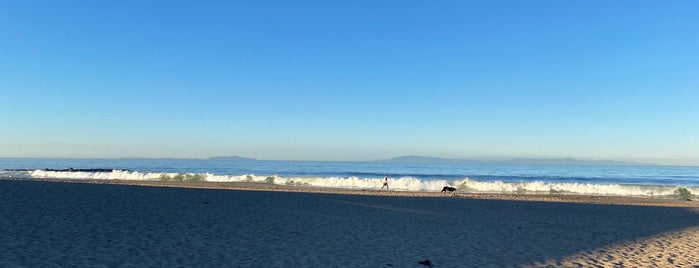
<box><xmin>1</xmin><ymin>180</ymin><xmax>698</xmax><ymax>267</ymax></box>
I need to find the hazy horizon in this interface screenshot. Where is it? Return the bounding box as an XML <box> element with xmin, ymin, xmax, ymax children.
<box><xmin>0</xmin><ymin>154</ymin><xmax>694</xmax><ymax>167</ymax></box>
<box><xmin>2</xmin><ymin>1</ymin><xmax>697</xmax><ymax>167</ymax></box>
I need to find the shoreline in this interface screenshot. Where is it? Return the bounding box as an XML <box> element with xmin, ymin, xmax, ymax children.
<box><xmin>2</xmin><ymin>176</ymin><xmax>697</xmax><ymax>208</ymax></box>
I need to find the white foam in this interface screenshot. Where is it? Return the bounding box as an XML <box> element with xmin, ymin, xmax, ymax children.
<box><xmin>19</xmin><ymin>170</ymin><xmax>699</xmax><ymax>197</ymax></box>
<box><xmin>29</xmin><ymin>170</ymin><xmax>166</xmax><ymax>181</ymax></box>
<box><xmin>206</xmin><ymin>174</ymin><xmax>448</xmax><ymax>190</ymax></box>
<box><xmin>454</xmin><ymin>178</ymin><xmax>693</xmax><ymax>197</ymax></box>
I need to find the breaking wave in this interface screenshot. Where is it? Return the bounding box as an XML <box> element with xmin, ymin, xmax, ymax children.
<box><xmin>5</xmin><ymin>170</ymin><xmax>698</xmax><ymax>198</ymax></box>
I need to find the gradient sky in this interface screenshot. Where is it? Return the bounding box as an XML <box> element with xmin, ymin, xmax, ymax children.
<box><xmin>1</xmin><ymin>1</ymin><xmax>698</xmax><ymax>165</ymax></box>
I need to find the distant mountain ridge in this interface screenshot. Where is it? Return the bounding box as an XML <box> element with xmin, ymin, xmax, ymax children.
<box><xmin>207</xmin><ymin>156</ymin><xmax>257</xmax><ymax>161</ymax></box>
<box><xmin>376</xmin><ymin>155</ymin><xmax>652</xmax><ymax>166</ymax></box>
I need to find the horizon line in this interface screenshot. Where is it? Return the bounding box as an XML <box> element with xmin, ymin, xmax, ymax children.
<box><xmin>1</xmin><ymin>155</ymin><xmax>697</xmax><ymax>167</ymax></box>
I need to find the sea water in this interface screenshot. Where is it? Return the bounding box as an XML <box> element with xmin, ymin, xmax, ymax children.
<box><xmin>1</xmin><ymin>158</ymin><xmax>698</xmax><ymax>198</ymax></box>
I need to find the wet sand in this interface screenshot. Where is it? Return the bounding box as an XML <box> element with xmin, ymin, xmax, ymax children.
<box><xmin>1</xmin><ymin>178</ymin><xmax>698</xmax><ymax>267</ymax></box>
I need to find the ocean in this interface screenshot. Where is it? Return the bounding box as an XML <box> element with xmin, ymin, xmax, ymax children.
<box><xmin>1</xmin><ymin>158</ymin><xmax>698</xmax><ymax>198</ymax></box>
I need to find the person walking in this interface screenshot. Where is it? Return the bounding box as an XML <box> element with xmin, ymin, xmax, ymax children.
<box><xmin>381</xmin><ymin>175</ymin><xmax>389</xmax><ymax>190</ymax></box>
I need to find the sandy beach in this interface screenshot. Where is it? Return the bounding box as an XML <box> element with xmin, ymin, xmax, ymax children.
<box><xmin>1</xmin><ymin>178</ymin><xmax>698</xmax><ymax>267</ymax></box>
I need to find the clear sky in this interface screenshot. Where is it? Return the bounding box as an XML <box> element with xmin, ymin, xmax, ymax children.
<box><xmin>1</xmin><ymin>1</ymin><xmax>698</xmax><ymax>165</ymax></box>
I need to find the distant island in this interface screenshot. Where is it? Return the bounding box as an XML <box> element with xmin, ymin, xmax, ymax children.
<box><xmin>119</xmin><ymin>155</ymin><xmax>653</xmax><ymax>166</ymax></box>
<box><xmin>207</xmin><ymin>156</ymin><xmax>258</xmax><ymax>161</ymax></box>
<box><xmin>375</xmin><ymin>155</ymin><xmax>652</xmax><ymax>166</ymax></box>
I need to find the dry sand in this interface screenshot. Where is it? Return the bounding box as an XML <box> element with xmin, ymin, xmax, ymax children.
<box><xmin>1</xmin><ymin>178</ymin><xmax>698</xmax><ymax>267</ymax></box>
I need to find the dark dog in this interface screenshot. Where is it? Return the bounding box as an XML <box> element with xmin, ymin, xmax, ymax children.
<box><xmin>441</xmin><ymin>186</ymin><xmax>456</xmax><ymax>193</ymax></box>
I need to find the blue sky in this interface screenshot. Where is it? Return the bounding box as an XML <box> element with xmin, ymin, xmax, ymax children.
<box><xmin>1</xmin><ymin>1</ymin><xmax>698</xmax><ymax>165</ymax></box>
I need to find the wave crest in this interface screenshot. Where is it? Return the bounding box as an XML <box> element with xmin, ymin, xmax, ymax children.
<box><xmin>10</xmin><ymin>170</ymin><xmax>698</xmax><ymax>198</ymax></box>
